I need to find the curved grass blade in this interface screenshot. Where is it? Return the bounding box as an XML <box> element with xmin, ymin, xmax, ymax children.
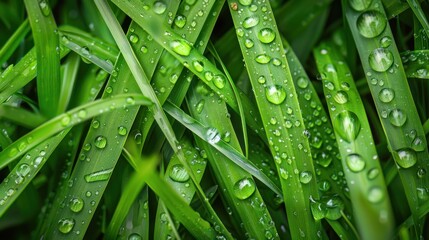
<box><xmin>227</xmin><ymin>1</ymin><xmax>323</xmax><ymax>238</ymax></box>
<box><xmin>405</xmin><ymin>0</ymin><xmax>429</xmax><ymax>38</ymax></box>
<box><xmin>0</xmin><ymin>105</ymin><xmax>46</xmax><ymax>128</ymax></box>
<box><xmin>343</xmin><ymin>0</ymin><xmax>429</xmax><ymax>235</ymax></box>
<box><xmin>0</xmin><ymin>93</ymin><xmax>151</xmax><ymax>170</ymax></box>
<box><xmin>24</xmin><ymin>0</ymin><xmax>60</xmax><ymax>117</ymax></box>
<box><xmin>58</xmin><ymin>53</ymin><xmax>80</xmax><ymax>112</ymax></box>
<box><xmin>315</xmin><ymin>43</ymin><xmax>394</xmax><ymax>240</ymax></box>
<box><xmin>188</xmin><ymin>81</ymin><xmax>279</xmax><ymax>239</ymax></box>
<box><xmin>0</xmin><ymin>19</ymin><xmax>29</xmax><ymax>66</ymax></box>
<box><xmin>402</xmin><ymin>50</ymin><xmax>429</xmax><ymax>79</ymax></box>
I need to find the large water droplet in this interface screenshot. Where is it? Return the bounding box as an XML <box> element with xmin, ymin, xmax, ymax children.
<box><xmin>411</xmin><ymin>137</ymin><xmax>425</xmax><ymax>152</ymax></box>
<box><xmin>244</xmin><ymin>39</ymin><xmax>254</xmax><ymax>48</ymax></box>
<box><xmin>213</xmin><ymin>75</ymin><xmax>226</xmax><ymax>89</ymax></box>
<box><xmin>297</xmin><ymin>77</ymin><xmax>308</xmax><ymax>89</ymax></box>
<box><xmin>389</xmin><ymin>109</ymin><xmax>407</xmax><ymax>127</ymax></box>
<box><xmin>192</xmin><ymin>61</ymin><xmax>204</xmax><ymax>72</ymax></box>
<box><xmin>349</xmin><ymin>0</ymin><xmax>372</xmax><ymax>11</ymax></box>
<box><xmin>394</xmin><ymin>148</ymin><xmax>417</xmax><ymax>168</ymax></box>
<box><xmin>17</xmin><ymin>164</ymin><xmax>31</xmax><ymax>177</ymax></box>
<box><xmin>174</xmin><ymin>15</ymin><xmax>186</xmax><ymax>28</ymax></box>
<box><xmin>258</xmin><ymin>28</ymin><xmax>276</xmax><ymax>43</ymax></box>
<box><xmin>118</xmin><ymin>126</ymin><xmax>128</xmax><ymax>136</ymax></box>
<box><xmin>310</xmin><ymin>201</ymin><xmax>327</xmax><ymax>220</ymax></box>
<box><xmin>345</xmin><ymin>154</ymin><xmax>366</xmax><ymax>172</ymax></box>
<box><xmin>324</xmin><ymin>195</ymin><xmax>344</xmax><ymax>220</ymax></box>
<box><xmin>206</xmin><ymin>128</ymin><xmax>221</xmax><ymax>144</ymax></box>
<box><xmin>39</xmin><ymin>0</ymin><xmax>50</xmax><ymax>16</ymax></box>
<box><xmin>94</xmin><ymin>136</ymin><xmax>107</xmax><ymax>149</ymax></box>
<box><xmin>84</xmin><ymin>168</ymin><xmax>113</xmax><ymax>183</ymax></box>
<box><xmin>129</xmin><ymin>34</ymin><xmax>139</xmax><ymax>44</ymax></box>
<box><xmin>238</xmin><ymin>0</ymin><xmax>252</xmax><ymax>6</ymax></box>
<box><xmin>153</xmin><ymin>1</ymin><xmax>167</xmax><ymax>14</ymax></box>
<box><xmin>243</xmin><ymin>16</ymin><xmax>259</xmax><ymax>29</ymax></box>
<box><xmin>255</xmin><ymin>54</ymin><xmax>271</xmax><ymax>64</ymax></box>
<box><xmin>357</xmin><ymin>11</ymin><xmax>386</xmax><ymax>38</ymax></box>
<box><xmin>369</xmin><ymin>48</ymin><xmax>393</xmax><ymax>72</ymax></box>
<box><xmin>265</xmin><ymin>85</ymin><xmax>286</xmax><ymax>105</ymax></box>
<box><xmin>58</xmin><ymin>218</ymin><xmax>75</xmax><ymax>234</ymax></box>
<box><xmin>233</xmin><ymin>178</ymin><xmax>256</xmax><ymax>200</ymax></box>
<box><xmin>378</xmin><ymin>88</ymin><xmax>395</xmax><ymax>103</ymax></box>
<box><xmin>299</xmin><ymin>171</ymin><xmax>313</xmax><ymax>184</ymax></box>
<box><xmin>170</xmin><ymin>40</ymin><xmax>192</xmax><ymax>56</ymax></box>
<box><xmin>169</xmin><ymin>164</ymin><xmax>190</xmax><ymax>182</ymax></box>
<box><xmin>367</xmin><ymin>187</ymin><xmax>384</xmax><ymax>203</ymax></box>
<box><xmin>334</xmin><ymin>111</ymin><xmax>361</xmax><ymax>142</ymax></box>
<box><xmin>333</xmin><ymin>91</ymin><xmax>348</xmax><ymax>104</ymax></box>
<box><xmin>70</xmin><ymin>197</ymin><xmax>84</xmax><ymax>213</ymax></box>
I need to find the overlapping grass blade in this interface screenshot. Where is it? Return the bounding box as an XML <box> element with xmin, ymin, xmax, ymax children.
<box><xmin>58</xmin><ymin>53</ymin><xmax>80</xmax><ymax>113</ymax></box>
<box><xmin>0</xmin><ymin>19</ymin><xmax>29</xmax><ymax>66</ymax></box>
<box><xmin>227</xmin><ymin>1</ymin><xmax>323</xmax><ymax>238</ymax></box>
<box><xmin>24</xmin><ymin>0</ymin><xmax>60</xmax><ymax>117</ymax></box>
<box><xmin>343</xmin><ymin>0</ymin><xmax>429</xmax><ymax>235</ymax></box>
<box><xmin>315</xmin><ymin>43</ymin><xmax>394</xmax><ymax>239</ymax></box>
<box><xmin>0</xmin><ymin>105</ymin><xmax>45</xmax><ymax>128</ymax></box>
<box><xmin>188</xmin><ymin>80</ymin><xmax>278</xmax><ymax>239</ymax></box>
<box><xmin>405</xmin><ymin>0</ymin><xmax>429</xmax><ymax>38</ymax></box>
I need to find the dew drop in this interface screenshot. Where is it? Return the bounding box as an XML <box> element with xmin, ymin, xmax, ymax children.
<box><xmin>258</xmin><ymin>28</ymin><xmax>276</xmax><ymax>44</ymax></box>
<box><xmin>94</xmin><ymin>136</ymin><xmax>107</xmax><ymax>149</ymax></box>
<box><xmin>70</xmin><ymin>197</ymin><xmax>84</xmax><ymax>213</ymax></box>
<box><xmin>169</xmin><ymin>164</ymin><xmax>190</xmax><ymax>182</ymax></box>
<box><xmin>378</xmin><ymin>88</ymin><xmax>395</xmax><ymax>103</ymax></box>
<box><xmin>39</xmin><ymin>0</ymin><xmax>50</xmax><ymax>16</ymax></box>
<box><xmin>170</xmin><ymin>39</ymin><xmax>192</xmax><ymax>56</ymax></box>
<box><xmin>334</xmin><ymin>111</ymin><xmax>361</xmax><ymax>142</ymax></box>
<box><xmin>265</xmin><ymin>85</ymin><xmax>286</xmax><ymax>105</ymax></box>
<box><xmin>213</xmin><ymin>75</ymin><xmax>226</xmax><ymax>89</ymax></box>
<box><xmin>310</xmin><ymin>201</ymin><xmax>327</xmax><ymax>220</ymax></box>
<box><xmin>367</xmin><ymin>168</ymin><xmax>379</xmax><ymax>180</ymax></box>
<box><xmin>140</xmin><ymin>46</ymin><xmax>148</xmax><ymax>53</ymax></box>
<box><xmin>380</xmin><ymin>36</ymin><xmax>392</xmax><ymax>48</ymax></box>
<box><xmin>367</xmin><ymin>187</ymin><xmax>384</xmax><ymax>203</ymax></box>
<box><xmin>204</xmin><ymin>71</ymin><xmax>213</xmax><ymax>81</ymax></box>
<box><xmin>206</xmin><ymin>128</ymin><xmax>221</xmax><ymax>144</ymax></box>
<box><xmin>333</xmin><ymin>91</ymin><xmax>348</xmax><ymax>104</ymax></box>
<box><xmin>394</xmin><ymin>148</ymin><xmax>417</xmax><ymax>168</ymax></box>
<box><xmin>84</xmin><ymin>168</ymin><xmax>113</xmax><ymax>183</ymax></box>
<box><xmin>61</xmin><ymin>115</ymin><xmax>71</xmax><ymax>126</ymax></box>
<box><xmin>349</xmin><ymin>0</ymin><xmax>372</xmax><ymax>11</ymax></box>
<box><xmin>255</xmin><ymin>54</ymin><xmax>271</xmax><ymax>64</ymax></box>
<box><xmin>129</xmin><ymin>34</ymin><xmax>139</xmax><ymax>44</ymax></box>
<box><xmin>411</xmin><ymin>137</ymin><xmax>425</xmax><ymax>152</ymax></box>
<box><xmin>324</xmin><ymin>195</ymin><xmax>344</xmax><ymax>220</ymax></box>
<box><xmin>369</xmin><ymin>48</ymin><xmax>393</xmax><ymax>72</ymax></box>
<box><xmin>196</xmin><ymin>100</ymin><xmax>205</xmax><ymax>113</ymax></box>
<box><xmin>272</xmin><ymin>58</ymin><xmax>282</xmax><ymax>66</ymax></box>
<box><xmin>357</xmin><ymin>11</ymin><xmax>387</xmax><ymax>38</ymax></box>
<box><xmin>233</xmin><ymin>178</ymin><xmax>256</xmax><ymax>200</ymax></box>
<box><xmin>297</xmin><ymin>77</ymin><xmax>308</xmax><ymax>89</ymax></box>
<box><xmin>174</xmin><ymin>15</ymin><xmax>186</xmax><ymax>28</ymax></box>
<box><xmin>153</xmin><ymin>1</ymin><xmax>167</xmax><ymax>14</ymax></box>
<box><xmin>118</xmin><ymin>126</ymin><xmax>128</xmax><ymax>136</ymax></box>
<box><xmin>389</xmin><ymin>109</ymin><xmax>407</xmax><ymax>127</ymax></box>
<box><xmin>238</xmin><ymin>0</ymin><xmax>252</xmax><ymax>6</ymax></box>
<box><xmin>128</xmin><ymin>233</ymin><xmax>143</xmax><ymax>240</ymax></box>
<box><xmin>243</xmin><ymin>16</ymin><xmax>259</xmax><ymax>29</ymax></box>
<box><xmin>58</xmin><ymin>218</ymin><xmax>75</xmax><ymax>234</ymax></box>
<box><xmin>17</xmin><ymin>164</ymin><xmax>30</xmax><ymax>177</ymax></box>
<box><xmin>299</xmin><ymin>171</ymin><xmax>313</xmax><ymax>184</ymax></box>
<box><xmin>92</xmin><ymin>120</ymin><xmax>100</xmax><ymax>129</ymax></box>
<box><xmin>244</xmin><ymin>39</ymin><xmax>254</xmax><ymax>48</ymax></box>
<box><xmin>258</xmin><ymin>75</ymin><xmax>266</xmax><ymax>84</ymax></box>
<box><xmin>345</xmin><ymin>154</ymin><xmax>366</xmax><ymax>172</ymax></box>
<box><xmin>192</xmin><ymin>61</ymin><xmax>204</xmax><ymax>72</ymax></box>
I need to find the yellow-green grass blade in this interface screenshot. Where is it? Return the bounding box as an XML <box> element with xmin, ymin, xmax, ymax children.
<box><xmin>58</xmin><ymin>53</ymin><xmax>80</xmax><ymax>113</ymax></box>
<box><xmin>343</xmin><ymin>0</ymin><xmax>429</xmax><ymax>235</ymax></box>
<box><xmin>188</xmin><ymin>81</ymin><xmax>279</xmax><ymax>239</ymax></box>
<box><xmin>227</xmin><ymin>1</ymin><xmax>323</xmax><ymax>238</ymax></box>
<box><xmin>24</xmin><ymin>0</ymin><xmax>61</xmax><ymax>117</ymax></box>
<box><xmin>0</xmin><ymin>105</ymin><xmax>46</xmax><ymax>128</ymax></box>
<box><xmin>315</xmin><ymin>43</ymin><xmax>394</xmax><ymax>240</ymax></box>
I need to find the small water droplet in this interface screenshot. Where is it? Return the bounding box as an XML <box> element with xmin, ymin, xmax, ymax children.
<box><xmin>380</xmin><ymin>36</ymin><xmax>392</xmax><ymax>48</ymax></box>
<box><xmin>394</xmin><ymin>148</ymin><xmax>417</xmax><ymax>168</ymax></box>
<box><xmin>233</xmin><ymin>178</ymin><xmax>256</xmax><ymax>200</ymax></box>
<box><xmin>39</xmin><ymin>0</ymin><xmax>50</xmax><ymax>16</ymax></box>
<box><xmin>310</xmin><ymin>201</ymin><xmax>327</xmax><ymax>220</ymax></box>
<box><xmin>128</xmin><ymin>233</ymin><xmax>143</xmax><ymax>240</ymax></box>
<box><xmin>345</xmin><ymin>154</ymin><xmax>366</xmax><ymax>172</ymax></box>
<box><xmin>334</xmin><ymin>111</ymin><xmax>361</xmax><ymax>142</ymax></box>
<box><xmin>61</xmin><ymin>115</ymin><xmax>71</xmax><ymax>126</ymax></box>
<box><xmin>129</xmin><ymin>34</ymin><xmax>139</xmax><ymax>44</ymax></box>
<box><xmin>299</xmin><ymin>171</ymin><xmax>313</xmax><ymax>184</ymax></box>
<box><xmin>207</xmin><ymin>128</ymin><xmax>221</xmax><ymax>144</ymax></box>
<box><xmin>367</xmin><ymin>187</ymin><xmax>384</xmax><ymax>203</ymax></box>
<box><xmin>357</xmin><ymin>11</ymin><xmax>387</xmax><ymax>38</ymax></box>
<box><xmin>417</xmin><ymin>168</ymin><xmax>426</xmax><ymax>178</ymax></box>
<box><xmin>174</xmin><ymin>15</ymin><xmax>186</xmax><ymax>28</ymax></box>
<box><xmin>70</xmin><ymin>197</ymin><xmax>84</xmax><ymax>213</ymax></box>
<box><xmin>389</xmin><ymin>109</ymin><xmax>407</xmax><ymax>127</ymax></box>
<box><xmin>17</xmin><ymin>164</ymin><xmax>30</xmax><ymax>177</ymax></box>
<box><xmin>204</xmin><ymin>71</ymin><xmax>213</xmax><ymax>81</ymax></box>
<box><xmin>297</xmin><ymin>77</ymin><xmax>308</xmax><ymax>89</ymax></box>
<box><xmin>140</xmin><ymin>46</ymin><xmax>148</xmax><ymax>53</ymax></box>
<box><xmin>255</xmin><ymin>54</ymin><xmax>271</xmax><ymax>64</ymax></box>
<box><xmin>367</xmin><ymin>168</ymin><xmax>379</xmax><ymax>180</ymax></box>
<box><xmin>378</xmin><ymin>88</ymin><xmax>395</xmax><ymax>103</ymax></box>
<box><xmin>84</xmin><ymin>168</ymin><xmax>113</xmax><ymax>183</ymax></box>
<box><xmin>258</xmin><ymin>28</ymin><xmax>276</xmax><ymax>44</ymax></box>
<box><xmin>92</xmin><ymin>120</ymin><xmax>100</xmax><ymax>129</ymax></box>
<box><xmin>348</xmin><ymin>0</ymin><xmax>372</xmax><ymax>11</ymax></box>
<box><xmin>58</xmin><ymin>218</ymin><xmax>75</xmax><ymax>234</ymax></box>
<box><xmin>213</xmin><ymin>75</ymin><xmax>226</xmax><ymax>89</ymax></box>
<box><xmin>170</xmin><ymin>39</ymin><xmax>192</xmax><ymax>56</ymax></box>
<box><xmin>192</xmin><ymin>61</ymin><xmax>204</xmax><ymax>72</ymax></box>
<box><xmin>238</xmin><ymin>0</ymin><xmax>252</xmax><ymax>6</ymax></box>
<box><xmin>196</xmin><ymin>100</ymin><xmax>205</xmax><ymax>113</ymax></box>
<box><xmin>244</xmin><ymin>38</ymin><xmax>254</xmax><ymax>48</ymax></box>
<box><xmin>369</xmin><ymin>48</ymin><xmax>393</xmax><ymax>72</ymax></box>
<box><xmin>94</xmin><ymin>136</ymin><xmax>107</xmax><ymax>149</ymax></box>
<box><xmin>272</xmin><ymin>58</ymin><xmax>281</xmax><ymax>66</ymax></box>
<box><xmin>243</xmin><ymin>16</ymin><xmax>259</xmax><ymax>29</ymax></box>
<box><xmin>411</xmin><ymin>137</ymin><xmax>425</xmax><ymax>152</ymax></box>
<box><xmin>169</xmin><ymin>164</ymin><xmax>190</xmax><ymax>182</ymax></box>
<box><xmin>153</xmin><ymin>1</ymin><xmax>167</xmax><ymax>14</ymax></box>
<box><xmin>265</xmin><ymin>85</ymin><xmax>286</xmax><ymax>104</ymax></box>
<box><xmin>118</xmin><ymin>126</ymin><xmax>127</xmax><ymax>136</ymax></box>
<box><xmin>333</xmin><ymin>91</ymin><xmax>348</xmax><ymax>104</ymax></box>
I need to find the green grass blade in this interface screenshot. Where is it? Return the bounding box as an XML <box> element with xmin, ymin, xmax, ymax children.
<box><xmin>227</xmin><ymin>1</ymin><xmax>323</xmax><ymax>238</ymax></box>
<box><xmin>343</xmin><ymin>0</ymin><xmax>429</xmax><ymax>235</ymax></box>
<box><xmin>0</xmin><ymin>105</ymin><xmax>46</xmax><ymax>128</ymax></box>
<box><xmin>405</xmin><ymin>0</ymin><xmax>429</xmax><ymax>38</ymax></box>
<box><xmin>58</xmin><ymin>53</ymin><xmax>80</xmax><ymax>112</ymax></box>
<box><xmin>402</xmin><ymin>50</ymin><xmax>429</xmax><ymax>79</ymax></box>
<box><xmin>0</xmin><ymin>19</ymin><xmax>29</xmax><ymax>66</ymax></box>
<box><xmin>24</xmin><ymin>0</ymin><xmax>61</xmax><ymax>117</ymax></box>
<box><xmin>315</xmin><ymin>43</ymin><xmax>394</xmax><ymax>239</ymax></box>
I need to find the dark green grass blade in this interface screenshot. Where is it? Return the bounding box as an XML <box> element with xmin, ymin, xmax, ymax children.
<box><xmin>402</xmin><ymin>50</ymin><xmax>429</xmax><ymax>79</ymax></box>
<box><xmin>0</xmin><ymin>105</ymin><xmax>46</xmax><ymax>128</ymax></box>
<box><xmin>0</xmin><ymin>19</ymin><xmax>29</xmax><ymax>66</ymax></box>
<box><xmin>315</xmin><ymin>43</ymin><xmax>394</xmax><ymax>240</ymax></box>
<box><xmin>188</xmin><ymin>81</ymin><xmax>279</xmax><ymax>239</ymax></box>
<box><xmin>405</xmin><ymin>0</ymin><xmax>429</xmax><ymax>38</ymax></box>
<box><xmin>24</xmin><ymin>0</ymin><xmax>60</xmax><ymax>117</ymax></box>
<box><xmin>343</xmin><ymin>0</ymin><xmax>429</xmax><ymax>235</ymax></box>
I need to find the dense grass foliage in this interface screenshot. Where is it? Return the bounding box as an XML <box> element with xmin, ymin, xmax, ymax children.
<box><xmin>0</xmin><ymin>0</ymin><xmax>428</xmax><ymax>239</ymax></box>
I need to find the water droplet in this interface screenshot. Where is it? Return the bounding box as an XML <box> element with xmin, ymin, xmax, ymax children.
<box><xmin>346</xmin><ymin>154</ymin><xmax>366</xmax><ymax>172</ymax></box>
<box><xmin>94</xmin><ymin>136</ymin><xmax>107</xmax><ymax>149</ymax></box>
<box><xmin>129</xmin><ymin>34</ymin><xmax>139</xmax><ymax>44</ymax></box>
<box><xmin>417</xmin><ymin>168</ymin><xmax>426</xmax><ymax>178</ymax></box>
<box><xmin>333</xmin><ymin>91</ymin><xmax>348</xmax><ymax>104</ymax></box>
<box><xmin>244</xmin><ymin>39</ymin><xmax>254</xmax><ymax>48</ymax></box>
<box><xmin>378</xmin><ymin>88</ymin><xmax>395</xmax><ymax>103</ymax></box>
<box><xmin>238</xmin><ymin>0</ymin><xmax>252</xmax><ymax>6</ymax></box>
<box><xmin>17</xmin><ymin>164</ymin><xmax>30</xmax><ymax>177</ymax></box>
<box><xmin>213</xmin><ymin>75</ymin><xmax>226</xmax><ymax>89</ymax></box>
<box><xmin>369</xmin><ymin>48</ymin><xmax>393</xmax><ymax>72</ymax></box>
<box><xmin>243</xmin><ymin>16</ymin><xmax>259</xmax><ymax>28</ymax></box>
<box><xmin>236</xmin><ymin>27</ymin><xmax>244</xmax><ymax>37</ymax></box>
<box><xmin>174</xmin><ymin>15</ymin><xmax>186</xmax><ymax>28</ymax></box>
<box><xmin>153</xmin><ymin>1</ymin><xmax>167</xmax><ymax>14</ymax></box>
<box><xmin>196</xmin><ymin>100</ymin><xmax>205</xmax><ymax>113</ymax></box>
<box><xmin>324</xmin><ymin>195</ymin><xmax>344</xmax><ymax>220</ymax></box>
<box><xmin>349</xmin><ymin>0</ymin><xmax>372</xmax><ymax>11</ymax></box>
<box><xmin>118</xmin><ymin>126</ymin><xmax>127</xmax><ymax>136</ymax></box>
<box><xmin>411</xmin><ymin>137</ymin><xmax>425</xmax><ymax>152</ymax></box>
<box><xmin>207</xmin><ymin>128</ymin><xmax>221</xmax><ymax>144</ymax></box>
<box><xmin>204</xmin><ymin>71</ymin><xmax>213</xmax><ymax>81</ymax></box>
<box><xmin>334</xmin><ymin>111</ymin><xmax>361</xmax><ymax>142</ymax></box>
<box><xmin>417</xmin><ymin>187</ymin><xmax>429</xmax><ymax>200</ymax></box>
<box><xmin>39</xmin><ymin>0</ymin><xmax>50</xmax><ymax>16</ymax></box>
<box><xmin>257</xmin><ymin>75</ymin><xmax>266</xmax><ymax>84</ymax></box>
<box><xmin>357</xmin><ymin>11</ymin><xmax>387</xmax><ymax>38</ymax></box>
<box><xmin>258</xmin><ymin>28</ymin><xmax>276</xmax><ymax>43</ymax></box>
<box><xmin>318</xmin><ymin>180</ymin><xmax>331</xmax><ymax>192</ymax></box>
<box><xmin>128</xmin><ymin>233</ymin><xmax>143</xmax><ymax>240</ymax></box>
<box><xmin>58</xmin><ymin>218</ymin><xmax>75</xmax><ymax>234</ymax></box>
<box><xmin>140</xmin><ymin>46</ymin><xmax>148</xmax><ymax>53</ymax></box>
<box><xmin>299</xmin><ymin>171</ymin><xmax>313</xmax><ymax>184</ymax></box>
<box><xmin>265</xmin><ymin>85</ymin><xmax>286</xmax><ymax>104</ymax></box>
<box><xmin>297</xmin><ymin>77</ymin><xmax>308</xmax><ymax>89</ymax></box>
<box><xmin>61</xmin><ymin>115</ymin><xmax>71</xmax><ymax>126</ymax></box>
<box><xmin>310</xmin><ymin>201</ymin><xmax>327</xmax><ymax>220</ymax></box>
<box><xmin>170</xmin><ymin>39</ymin><xmax>192</xmax><ymax>56</ymax></box>
<box><xmin>255</xmin><ymin>54</ymin><xmax>271</xmax><ymax>64</ymax></box>
<box><xmin>367</xmin><ymin>168</ymin><xmax>379</xmax><ymax>180</ymax></box>
<box><xmin>192</xmin><ymin>61</ymin><xmax>204</xmax><ymax>72</ymax></box>
<box><xmin>389</xmin><ymin>109</ymin><xmax>406</xmax><ymax>127</ymax></box>
<box><xmin>380</xmin><ymin>36</ymin><xmax>392</xmax><ymax>48</ymax></box>
<box><xmin>84</xmin><ymin>168</ymin><xmax>113</xmax><ymax>183</ymax></box>
<box><xmin>394</xmin><ymin>148</ymin><xmax>417</xmax><ymax>168</ymax></box>
<box><xmin>367</xmin><ymin>187</ymin><xmax>384</xmax><ymax>203</ymax></box>
<box><xmin>126</xmin><ymin>97</ymin><xmax>135</xmax><ymax>105</ymax></box>
<box><xmin>70</xmin><ymin>197</ymin><xmax>84</xmax><ymax>213</ymax></box>
<box><xmin>233</xmin><ymin>178</ymin><xmax>256</xmax><ymax>200</ymax></box>
<box><xmin>92</xmin><ymin>120</ymin><xmax>100</xmax><ymax>129</ymax></box>
<box><xmin>272</xmin><ymin>58</ymin><xmax>282</xmax><ymax>66</ymax></box>
<box><xmin>169</xmin><ymin>164</ymin><xmax>190</xmax><ymax>182</ymax></box>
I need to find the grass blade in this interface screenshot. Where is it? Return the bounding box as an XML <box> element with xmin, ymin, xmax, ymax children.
<box><xmin>0</xmin><ymin>19</ymin><xmax>29</xmax><ymax>66</ymax></box>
